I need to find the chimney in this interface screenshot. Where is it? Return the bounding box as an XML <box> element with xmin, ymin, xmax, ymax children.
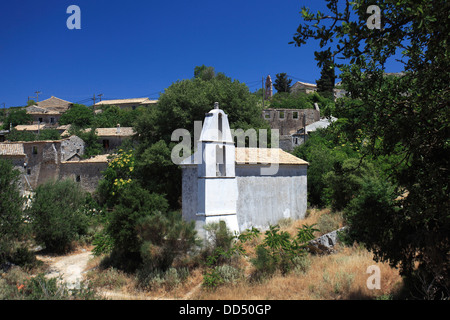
<box><xmin>117</xmin><ymin>124</ymin><xmax>121</xmax><ymax>134</ymax></box>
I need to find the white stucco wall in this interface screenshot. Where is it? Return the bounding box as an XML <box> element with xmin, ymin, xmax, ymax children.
<box><xmin>181</xmin><ymin>163</ymin><xmax>308</xmax><ymax>234</ymax></box>
<box><xmin>181</xmin><ymin>166</ymin><xmax>198</xmax><ymax>223</ymax></box>
<box><xmin>235</xmin><ymin>164</ymin><xmax>308</xmax><ymax>231</ymax></box>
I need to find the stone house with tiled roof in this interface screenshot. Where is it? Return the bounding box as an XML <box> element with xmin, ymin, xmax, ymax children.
<box><xmin>26</xmin><ymin>96</ymin><xmax>73</xmax><ymax>127</ymax></box>
<box><xmin>84</xmin><ymin>125</ymin><xmax>135</xmax><ymax>152</ymax></box>
<box><xmin>94</xmin><ymin>97</ymin><xmax>157</xmax><ymax>111</ymax></box>
<box><xmin>0</xmin><ymin>135</ymin><xmax>108</xmax><ymax>193</ymax></box>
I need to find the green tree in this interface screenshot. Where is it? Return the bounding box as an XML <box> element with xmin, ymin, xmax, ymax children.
<box><xmin>93</xmin><ymin>105</ymin><xmax>134</xmax><ymax>128</ymax></box>
<box><xmin>133</xmin><ymin>68</ymin><xmax>268</xmax><ymax>208</ymax></box>
<box><xmin>0</xmin><ymin>159</ymin><xmax>25</xmax><ymax>265</ymax></box>
<box><xmin>27</xmin><ymin>179</ymin><xmax>88</xmax><ymax>253</ymax></box>
<box><xmin>3</xmin><ymin>109</ymin><xmax>32</xmax><ymax>129</ymax></box>
<box><xmin>273</xmin><ymin>73</ymin><xmax>292</xmax><ymax>93</ymax></box>
<box><xmin>5</xmin><ymin>129</ymin><xmax>36</xmax><ymax>142</ymax></box>
<box><xmin>315</xmin><ymin>49</ymin><xmax>336</xmax><ymax>99</ymax></box>
<box><xmin>291</xmin><ymin>0</ymin><xmax>450</xmax><ymax>297</ymax></box>
<box><xmin>37</xmin><ymin>129</ymin><xmax>61</xmax><ymax>141</ymax></box>
<box><xmin>59</xmin><ymin>104</ymin><xmax>94</xmax><ymax>128</ymax></box>
<box><xmin>104</xmin><ymin>182</ymin><xmax>169</xmax><ymax>270</ymax></box>
<box><xmin>97</xmin><ymin>149</ymin><xmax>135</xmax><ymax>207</ymax></box>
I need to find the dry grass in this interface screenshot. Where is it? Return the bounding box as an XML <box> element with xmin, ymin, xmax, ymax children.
<box><xmin>190</xmin><ymin>243</ymin><xmax>402</xmax><ymax>300</ymax></box>
<box><xmin>86</xmin><ymin>208</ymin><xmax>403</xmax><ymax>300</ymax></box>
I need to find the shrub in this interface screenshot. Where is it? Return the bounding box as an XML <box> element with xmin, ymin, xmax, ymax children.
<box><xmin>324</xmin><ymin>158</ymin><xmax>379</xmax><ymax>211</ymax></box>
<box><xmin>251</xmin><ymin>224</ymin><xmax>318</xmax><ymax>278</ymax></box>
<box><xmin>137</xmin><ymin>211</ymin><xmax>198</xmax><ymax>271</ymax></box>
<box><xmin>0</xmin><ymin>159</ymin><xmax>25</xmax><ymax>265</ymax></box>
<box><xmin>317</xmin><ymin>211</ymin><xmax>343</xmax><ymax>234</ymax></box>
<box><xmin>138</xmin><ymin>267</ymin><xmax>189</xmax><ymax>290</ymax></box>
<box><xmin>0</xmin><ymin>268</ymin><xmax>99</xmax><ymax>300</ymax></box>
<box><xmin>27</xmin><ymin>179</ymin><xmax>88</xmax><ymax>253</ymax></box>
<box><xmin>203</xmin><ymin>265</ymin><xmax>243</xmax><ymax>289</ymax></box>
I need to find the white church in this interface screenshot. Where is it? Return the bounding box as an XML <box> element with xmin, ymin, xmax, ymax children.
<box><xmin>180</xmin><ymin>103</ymin><xmax>309</xmax><ymax>240</ymax></box>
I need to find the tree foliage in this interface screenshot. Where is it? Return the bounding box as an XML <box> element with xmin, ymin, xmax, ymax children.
<box><xmin>27</xmin><ymin>179</ymin><xmax>88</xmax><ymax>253</ymax></box>
<box><xmin>0</xmin><ymin>159</ymin><xmax>25</xmax><ymax>264</ymax></box>
<box><xmin>315</xmin><ymin>49</ymin><xmax>336</xmax><ymax>98</ymax></box>
<box><xmin>273</xmin><ymin>73</ymin><xmax>292</xmax><ymax>93</ymax></box>
<box><xmin>59</xmin><ymin>104</ymin><xmax>94</xmax><ymax>127</ymax></box>
<box><xmin>133</xmin><ymin>67</ymin><xmax>269</xmax><ymax>208</ymax></box>
<box><xmin>291</xmin><ymin>0</ymin><xmax>450</xmax><ymax>297</ymax></box>
<box><xmin>2</xmin><ymin>109</ymin><xmax>32</xmax><ymax>129</ymax></box>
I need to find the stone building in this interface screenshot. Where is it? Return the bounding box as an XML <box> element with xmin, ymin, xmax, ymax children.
<box><xmin>84</xmin><ymin>125</ymin><xmax>135</xmax><ymax>152</ymax></box>
<box><xmin>0</xmin><ymin>143</ymin><xmax>27</xmax><ymax>192</ymax></box>
<box><xmin>262</xmin><ymin>105</ymin><xmax>320</xmax><ymax>151</ymax></box>
<box><xmin>290</xmin><ymin>81</ymin><xmax>317</xmax><ymax>94</ymax></box>
<box><xmin>26</xmin><ymin>96</ymin><xmax>73</xmax><ymax>127</ymax></box>
<box><xmin>94</xmin><ymin>98</ymin><xmax>157</xmax><ymax>111</ymax></box>
<box><xmin>59</xmin><ymin>154</ymin><xmax>109</xmax><ymax>192</ymax></box>
<box><xmin>180</xmin><ymin>104</ymin><xmax>308</xmax><ymax>240</ymax></box>
<box><xmin>0</xmin><ymin>135</ymin><xmax>107</xmax><ymax>193</ymax></box>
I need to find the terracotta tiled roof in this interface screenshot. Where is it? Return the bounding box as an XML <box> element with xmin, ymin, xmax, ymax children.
<box><xmin>61</xmin><ymin>154</ymin><xmax>110</xmax><ymax>163</ymax></box>
<box><xmin>34</xmin><ymin>96</ymin><xmax>72</xmax><ymax>113</ymax></box>
<box><xmin>235</xmin><ymin>148</ymin><xmax>308</xmax><ymax>165</ymax></box>
<box><xmin>181</xmin><ymin>147</ymin><xmax>308</xmax><ymax>166</ymax></box>
<box><xmin>14</xmin><ymin>124</ymin><xmax>46</xmax><ymax>131</ymax></box>
<box><xmin>94</xmin><ymin>98</ymin><xmax>157</xmax><ymax>106</ymax></box>
<box><xmin>83</xmin><ymin>127</ymin><xmax>135</xmax><ymax>137</ymax></box>
<box><xmin>0</xmin><ymin>143</ymin><xmax>26</xmax><ymax>156</ymax></box>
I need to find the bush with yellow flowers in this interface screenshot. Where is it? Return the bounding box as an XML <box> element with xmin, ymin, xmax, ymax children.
<box><xmin>97</xmin><ymin>149</ymin><xmax>135</xmax><ymax>207</ymax></box>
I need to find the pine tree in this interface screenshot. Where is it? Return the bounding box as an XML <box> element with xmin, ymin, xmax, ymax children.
<box><xmin>315</xmin><ymin>51</ymin><xmax>336</xmax><ymax>98</ymax></box>
<box><xmin>274</xmin><ymin>73</ymin><xmax>292</xmax><ymax>93</ymax></box>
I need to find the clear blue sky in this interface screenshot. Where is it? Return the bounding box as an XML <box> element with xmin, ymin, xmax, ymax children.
<box><xmin>0</xmin><ymin>0</ymin><xmax>402</xmax><ymax>108</ymax></box>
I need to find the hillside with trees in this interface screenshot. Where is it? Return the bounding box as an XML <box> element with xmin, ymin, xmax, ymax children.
<box><xmin>0</xmin><ymin>0</ymin><xmax>448</xmax><ymax>301</ymax></box>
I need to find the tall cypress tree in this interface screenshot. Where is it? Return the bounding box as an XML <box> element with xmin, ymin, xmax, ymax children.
<box><xmin>274</xmin><ymin>73</ymin><xmax>292</xmax><ymax>93</ymax></box>
<box><xmin>315</xmin><ymin>51</ymin><xmax>336</xmax><ymax>98</ymax></box>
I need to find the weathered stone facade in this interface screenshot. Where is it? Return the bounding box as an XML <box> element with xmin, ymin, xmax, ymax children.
<box><xmin>262</xmin><ymin>108</ymin><xmax>320</xmax><ymax>136</ymax></box>
<box><xmin>0</xmin><ymin>135</ymin><xmax>107</xmax><ymax>193</ymax></box>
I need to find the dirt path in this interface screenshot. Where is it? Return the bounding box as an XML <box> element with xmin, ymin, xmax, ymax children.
<box><xmin>36</xmin><ymin>248</ymin><xmax>202</xmax><ymax>299</ymax></box>
<box><xmin>36</xmin><ymin>249</ymin><xmax>93</xmax><ymax>290</ymax></box>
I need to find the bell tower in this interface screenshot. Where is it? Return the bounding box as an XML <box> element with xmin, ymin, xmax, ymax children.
<box><xmin>195</xmin><ymin>102</ymin><xmax>239</xmax><ymax>239</ymax></box>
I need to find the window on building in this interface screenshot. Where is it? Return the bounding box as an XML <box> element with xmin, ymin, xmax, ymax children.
<box><xmin>293</xmin><ymin>111</ymin><xmax>299</xmax><ymax>119</ymax></box>
<box><xmin>27</xmin><ymin>168</ymin><xmax>31</xmax><ymax>175</ymax></box>
<box><xmin>50</xmin><ymin>117</ymin><xmax>55</xmax><ymax>124</ymax></box>
<box><xmin>103</xmin><ymin>139</ymin><xmax>110</xmax><ymax>150</ymax></box>
<box><xmin>32</xmin><ymin>146</ymin><xmax>38</xmax><ymax>155</ymax></box>
<box><xmin>264</xmin><ymin>112</ymin><xmax>271</xmax><ymax>119</ymax></box>
<box><xmin>76</xmin><ymin>175</ymin><xmax>81</xmax><ymax>182</ymax></box>
<box><xmin>216</xmin><ymin>145</ymin><xmax>226</xmax><ymax>177</ymax></box>
<box><xmin>218</xmin><ymin>113</ymin><xmax>223</xmax><ymax>141</ymax></box>
<box><xmin>279</xmin><ymin>111</ymin><xmax>285</xmax><ymax>119</ymax></box>
<box><xmin>38</xmin><ymin>118</ymin><xmax>43</xmax><ymax>123</ymax></box>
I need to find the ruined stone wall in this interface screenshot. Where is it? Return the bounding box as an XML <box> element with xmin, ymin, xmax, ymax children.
<box><xmin>262</xmin><ymin>108</ymin><xmax>320</xmax><ymax>135</ymax></box>
<box><xmin>59</xmin><ymin>161</ymin><xmax>108</xmax><ymax>193</ymax></box>
<box><xmin>61</xmin><ymin>136</ymin><xmax>85</xmax><ymax>161</ymax></box>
